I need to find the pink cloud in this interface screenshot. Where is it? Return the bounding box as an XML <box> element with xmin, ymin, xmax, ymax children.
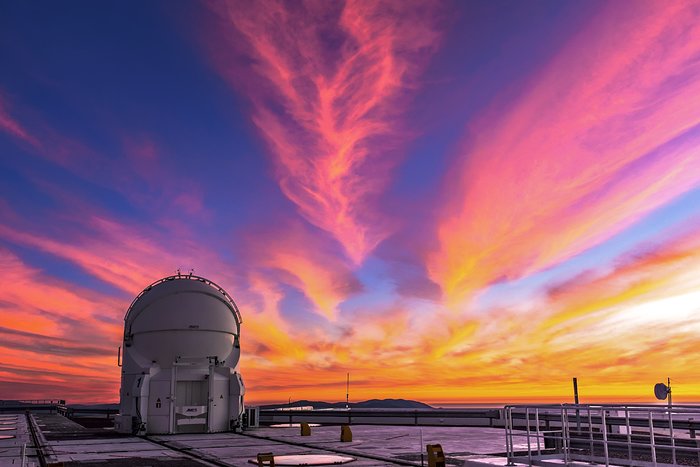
<box><xmin>237</xmin><ymin>219</ymin><xmax>362</xmax><ymax>320</ymax></box>
<box><xmin>203</xmin><ymin>0</ymin><xmax>444</xmax><ymax>263</ymax></box>
<box><xmin>0</xmin><ymin>248</ymin><xmax>123</xmax><ymax>402</ymax></box>
<box><xmin>0</xmin><ymin>94</ymin><xmax>40</xmax><ymax>147</ymax></box>
<box><xmin>430</xmin><ymin>1</ymin><xmax>700</xmax><ymax>305</ymax></box>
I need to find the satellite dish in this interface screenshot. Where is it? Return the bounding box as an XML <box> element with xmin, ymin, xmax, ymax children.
<box><xmin>654</xmin><ymin>382</ymin><xmax>670</xmax><ymax>400</ymax></box>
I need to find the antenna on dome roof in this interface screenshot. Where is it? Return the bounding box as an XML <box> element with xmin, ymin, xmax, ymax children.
<box><xmin>188</xmin><ymin>268</ymin><xmax>195</xmax><ymax>278</ymax></box>
<box><xmin>176</xmin><ymin>268</ymin><xmax>181</xmax><ymax>278</ymax></box>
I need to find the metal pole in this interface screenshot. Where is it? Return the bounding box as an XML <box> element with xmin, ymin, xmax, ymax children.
<box><xmin>506</xmin><ymin>407</ymin><xmax>515</xmax><ymax>466</ymax></box>
<box><xmin>669</xmin><ymin>405</ymin><xmax>676</xmax><ymax>465</ymax></box>
<box><xmin>588</xmin><ymin>407</ymin><xmax>594</xmax><ymax>457</ymax></box>
<box><xmin>346</xmin><ymin>373</ymin><xmax>350</xmax><ymax>409</ymax></box>
<box><xmin>649</xmin><ymin>411</ymin><xmax>657</xmax><ymax>466</ymax></box>
<box><xmin>535</xmin><ymin>408</ymin><xmax>542</xmax><ymax>456</ymax></box>
<box><xmin>420</xmin><ymin>428</ymin><xmax>424</xmax><ymax>467</ymax></box>
<box><xmin>625</xmin><ymin>407</ymin><xmax>632</xmax><ymax>462</ymax></box>
<box><xmin>562</xmin><ymin>406</ymin><xmax>570</xmax><ymax>464</ymax></box>
<box><xmin>526</xmin><ymin>408</ymin><xmax>532</xmax><ymax>465</ymax></box>
<box><xmin>573</xmin><ymin>378</ymin><xmax>581</xmax><ymax>434</ymax></box>
<box><xmin>601</xmin><ymin>409</ymin><xmax>609</xmax><ymax>467</ymax></box>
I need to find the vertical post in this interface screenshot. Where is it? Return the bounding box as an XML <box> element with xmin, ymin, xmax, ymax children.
<box><xmin>625</xmin><ymin>407</ymin><xmax>632</xmax><ymax>462</ymax></box>
<box><xmin>506</xmin><ymin>407</ymin><xmax>515</xmax><ymax>466</ymax></box>
<box><xmin>561</xmin><ymin>407</ymin><xmax>569</xmax><ymax>463</ymax></box>
<box><xmin>573</xmin><ymin>377</ymin><xmax>581</xmax><ymax>434</ymax></box>
<box><xmin>346</xmin><ymin>373</ymin><xmax>350</xmax><ymax>409</ymax></box>
<box><xmin>535</xmin><ymin>408</ymin><xmax>542</xmax><ymax>456</ymax></box>
<box><xmin>601</xmin><ymin>409</ymin><xmax>609</xmax><ymax>467</ymax></box>
<box><xmin>649</xmin><ymin>410</ymin><xmax>657</xmax><ymax>466</ymax></box>
<box><xmin>526</xmin><ymin>408</ymin><xmax>532</xmax><ymax>465</ymax></box>
<box><xmin>669</xmin><ymin>404</ymin><xmax>676</xmax><ymax>466</ymax></box>
<box><xmin>588</xmin><ymin>407</ymin><xmax>594</xmax><ymax>457</ymax></box>
<box><xmin>420</xmin><ymin>428</ymin><xmax>425</xmax><ymax>467</ymax></box>
<box><xmin>668</xmin><ymin>377</ymin><xmax>672</xmax><ymax>409</ymax></box>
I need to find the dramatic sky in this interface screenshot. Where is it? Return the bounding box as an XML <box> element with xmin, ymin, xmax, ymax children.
<box><xmin>2</xmin><ymin>0</ymin><xmax>700</xmax><ymax>405</ymax></box>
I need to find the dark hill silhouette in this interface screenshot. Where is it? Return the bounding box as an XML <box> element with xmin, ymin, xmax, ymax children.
<box><xmin>260</xmin><ymin>398</ymin><xmax>433</xmax><ymax>409</ymax></box>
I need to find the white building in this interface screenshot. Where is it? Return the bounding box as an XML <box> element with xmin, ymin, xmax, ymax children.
<box><xmin>114</xmin><ymin>274</ymin><xmax>245</xmax><ymax>434</ymax></box>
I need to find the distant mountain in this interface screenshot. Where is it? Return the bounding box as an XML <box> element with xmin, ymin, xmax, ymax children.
<box><xmin>68</xmin><ymin>403</ymin><xmax>119</xmax><ymax>410</ymax></box>
<box><xmin>260</xmin><ymin>398</ymin><xmax>433</xmax><ymax>409</ymax></box>
<box><xmin>64</xmin><ymin>399</ymin><xmax>434</xmax><ymax>411</ymax></box>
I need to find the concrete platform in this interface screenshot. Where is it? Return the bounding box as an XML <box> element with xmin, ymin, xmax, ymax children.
<box><xmin>0</xmin><ymin>413</ymin><xmax>39</xmax><ymax>467</ymax></box>
<box><xmin>29</xmin><ymin>416</ymin><xmax>537</xmax><ymax>466</ymax></box>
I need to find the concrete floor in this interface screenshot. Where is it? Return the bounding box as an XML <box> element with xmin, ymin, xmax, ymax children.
<box><xmin>4</xmin><ymin>415</ymin><xmax>536</xmax><ymax>467</ymax></box>
<box><xmin>0</xmin><ymin>414</ymin><xmax>39</xmax><ymax>467</ymax></box>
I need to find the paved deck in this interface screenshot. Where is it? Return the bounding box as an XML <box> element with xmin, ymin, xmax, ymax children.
<box><xmin>3</xmin><ymin>413</ymin><xmax>539</xmax><ymax>466</ymax></box>
<box><xmin>0</xmin><ymin>413</ymin><xmax>38</xmax><ymax>466</ymax></box>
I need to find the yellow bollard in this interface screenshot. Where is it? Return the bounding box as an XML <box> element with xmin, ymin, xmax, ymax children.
<box><xmin>426</xmin><ymin>443</ymin><xmax>446</xmax><ymax>467</ymax></box>
<box><xmin>300</xmin><ymin>422</ymin><xmax>311</xmax><ymax>436</ymax></box>
<box><xmin>340</xmin><ymin>424</ymin><xmax>352</xmax><ymax>442</ymax></box>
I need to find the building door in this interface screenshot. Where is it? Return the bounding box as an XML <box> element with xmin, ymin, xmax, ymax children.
<box><xmin>175</xmin><ymin>380</ymin><xmax>208</xmax><ymax>433</ymax></box>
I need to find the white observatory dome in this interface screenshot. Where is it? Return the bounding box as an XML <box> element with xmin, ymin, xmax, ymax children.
<box><xmin>123</xmin><ymin>275</ymin><xmax>241</xmax><ymax>367</ymax></box>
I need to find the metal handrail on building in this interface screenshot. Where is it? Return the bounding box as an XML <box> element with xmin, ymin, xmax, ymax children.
<box><xmin>505</xmin><ymin>403</ymin><xmax>700</xmax><ymax>466</ymax></box>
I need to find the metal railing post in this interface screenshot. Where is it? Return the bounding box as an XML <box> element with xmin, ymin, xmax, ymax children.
<box><xmin>625</xmin><ymin>407</ymin><xmax>632</xmax><ymax>462</ymax></box>
<box><xmin>588</xmin><ymin>406</ymin><xmax>594</xmax><ymax>457</ymax></box>
<box><xmin>526</xmin><ymin>408</ymin><xmax>532</xmax><ymax>465</ymax></box>
<box><xmin>562</xmin><ymin>406</ymin><xmax>570</xmax><ymax>464</ymax></box>
<box><xmin>535</xmin><ymin>408</ymin><xmax>542</xmax><ymax>456</ymax></box>
<box><xmin>669</xmin><ymin>406</ymin><xmax>676</xmax><ymax>465</ymax></box>
<box><xmin>601</xmin><ymin>409</ymin><xmax>609</xmax><ymax>466</ymax></box>
<box><xmin>506</xmin><ymin>407</ymin><xmax>515</xmax><ymax>466</ymax></box>
<box><xmin>649</xmin><ymin>411</ymin><xmax>657</xmax><ymax>466</ymax></box>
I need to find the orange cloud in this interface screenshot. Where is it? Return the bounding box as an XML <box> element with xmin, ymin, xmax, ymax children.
<box><xmin>205</xmin><ymin>0</ymin><xmax>443</xmax><ymax>263</ymax></box>
<box><xmin>429</xmin><ymin>1</ymin><xmax>700</xmax><ymax>306</ymax></box>
<box><xmin>240</xmin><ymin>222</ymin><xmax>700</xmax><ymax>405</ymax></box>
<box><xmin>238</xmin><ymin>220</ymin><xmax>362</xmax><ymax>320</ymax></box>
<box><xmin>0</xmin><ymin>248</ymin><xmax>123</xmax><ymax>402</ymax></box>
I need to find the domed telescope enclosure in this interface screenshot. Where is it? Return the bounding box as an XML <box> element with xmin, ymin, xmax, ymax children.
<box><xmin>114</xmin><ymin>274</ymin><xmax>245</xmax><ymax>434</ymax></box>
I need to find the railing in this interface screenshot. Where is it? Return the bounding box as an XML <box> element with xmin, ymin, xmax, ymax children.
<box><xmin>505</xmin><ymin>403</ymin><xmax>700</xmax><ymax>466</ymax></box>
<box><xmin>259</xmin><ymin>408</ymin><xmax>504</xmax><ymax>427</ymax></box>
<box><xmin>0</xmin><ymin>399</ymin><xmax>68</xmax><ymax>415</ymax></box>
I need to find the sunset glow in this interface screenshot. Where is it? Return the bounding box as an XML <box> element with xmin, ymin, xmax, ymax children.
<box><xmin>1</xmin><ymin>0</ymin><xmax>700</xmax><ymax>405</ymax></box>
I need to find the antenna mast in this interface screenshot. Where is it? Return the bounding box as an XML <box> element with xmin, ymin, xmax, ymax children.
<box><xmin>346</xmin><ymin>372</ymin><xmax>350</xmax><ymax>409</ymax></box>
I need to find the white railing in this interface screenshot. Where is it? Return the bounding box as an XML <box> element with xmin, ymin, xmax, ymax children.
<box><xmin>505</xmin><ymin>403</ymin><xmax>700</xmax><ymax>466</ymax></box>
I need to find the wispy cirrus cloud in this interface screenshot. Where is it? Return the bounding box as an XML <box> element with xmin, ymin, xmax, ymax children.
<box><xmin>429</xmin><ymin>1</ymin><xmax>700</xmax><ymax>306</ymax></box>
<box><xmin>238</xmin><ymin>219</ymin><xmax>362</xmax><ymax>320</ymax></box>
<box><xmin>205</xmin><ymin>0</ymin><xmax>444</xmax><ymax>263</ymax></box>
<box><xmin>0</xmin><ymin>94</ymin><xmax>40</xmax><ymax>147</ymax></box>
